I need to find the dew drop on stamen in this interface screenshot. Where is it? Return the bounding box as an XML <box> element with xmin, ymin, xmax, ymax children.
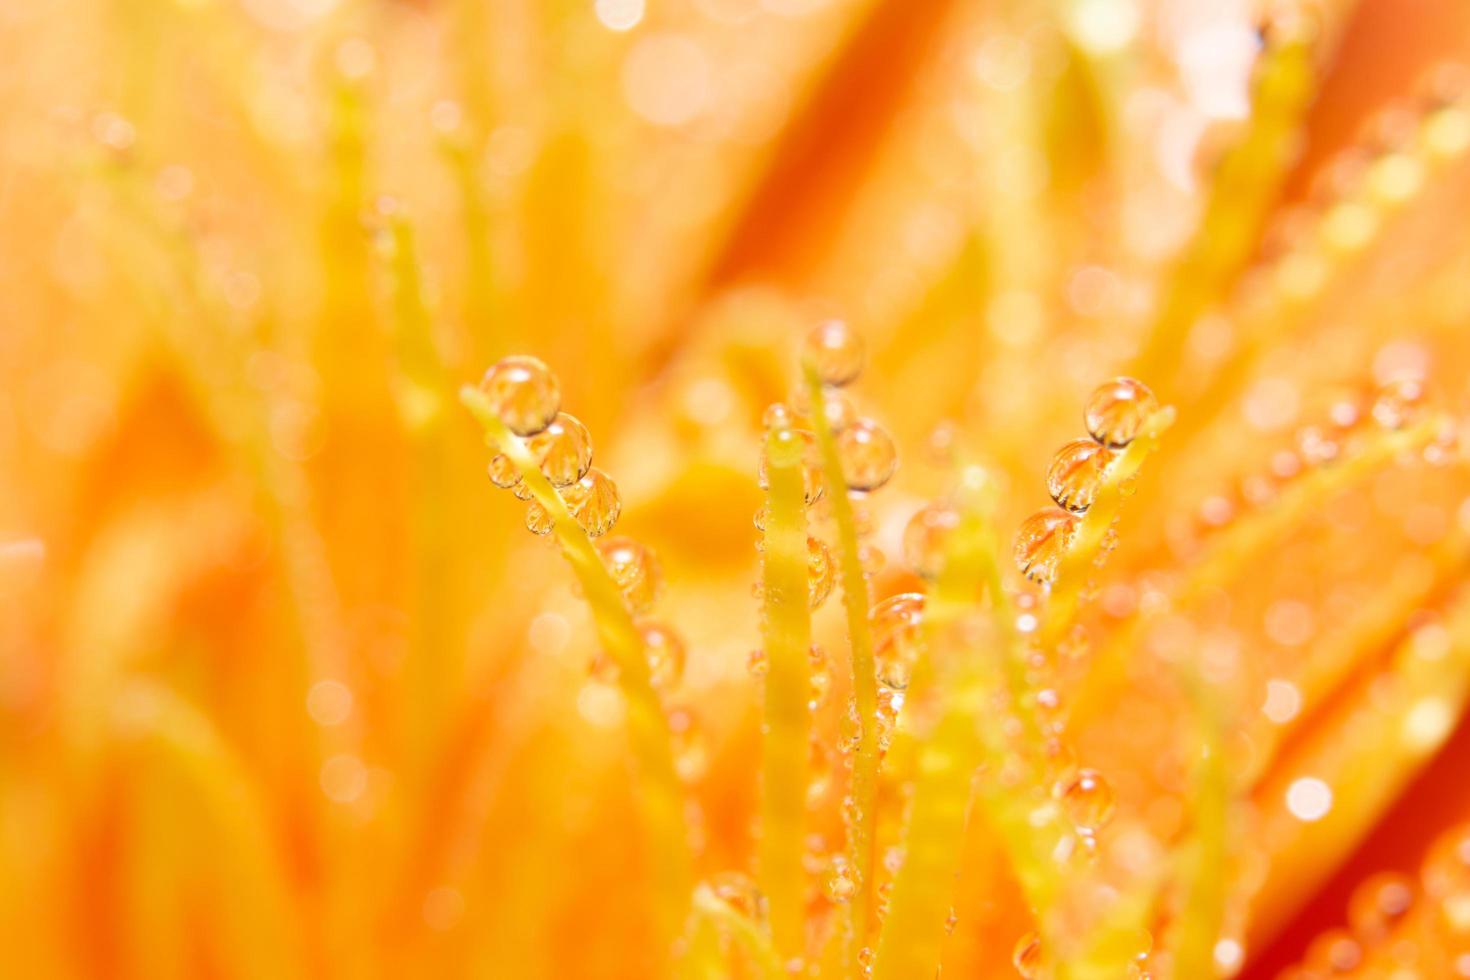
<box><xmin>902</xmin><ymin>502</ymin><xmax>960</xmax><ymax>580</ymax></box>
<box><xmin>1013</xmin><ymin>930</ymin><xmax>1043</xmax><ymax>978</ymax></box>
<box><xmin>527</xmin><ymin>412</ymin><xmax>593</xmax><ymax>487</ymax></box>
<box><xmin>1347</xmin><ymin>871</ymin><xmax>1415</xmax><ymax>941</ymax></box>
<box><xmin>707</xmin><ymin>871</ymin><xmax>768</xmax><ymax>925</ymax></box>
<box><xmin>1014</xmin><ymin>507</ymin><xmax>1079</xmax><ymax>585</ymax></box>
<box><xmin>487</xmin><ymin>453</ymin><xmax>520</xmax><ymax>490</ymax></box>
<box><xmin>1046</xmin><ymin>439</ymin><xmax>1115</xmax><ymax>513</ymax></box>
<box><xmin>869</xmin><ymin>593</ymin><xmax>925</xmax><ymax>690</ymax></box>
<box><xmin>1304</xmin><ymin>929</ymin><xmax>1362</xmax><ymax>974</ymax></box>
<box><xmin>1421</xmin><ymin>822</ymin><xmax>1470</xmax><ymax>899</ymax></box>
<box><xmin>1371</xmin><ymin>377</ymin><xmax>1426</xmax><ymax>430</ymax></box>
<box><xmin>479</xmin><ymin>355</ymin><xmax>561</xmax><ymax>436</ymax></box>
<box><xmin>1057</xmin><ymin>767</ymin><xmax>1116</xmax><ymax>834</ymax></box>
<box><xmin>525</xmin><ymin>499</ymin><xmax>554</xmax><ymax>536</ymax></box>
<box><xmin>802</xmin><ymin>318</ymin><xmax>864</xmax><ymax>387</ymax></box>
<box><xmin>826</xmin><ymin>856</ymin><xmax>858</xmax><ymax>903</ymax></box>
<box><xmin>563</xmin><ymin>468</ymin><xmax>621</xmax><ymax>537</ymax></box>
<box><xmin>637</xmin><ymin>620</ymin><xmax>685</xmax><ymax>687</ymax></box>
<box><xmin>596</xmin><ymin>536</ymin><xmax>660</xmax><ymax>613</ymax></box>
<box><xmin>837</xmin><ymin>418</ymin><xmax>897</xmax><ymax>492</ymax></box>
<box><xmin>807</xmin><ymin>536</ymin><xmax>835</xmax><ymax>608</ymax></box>
<box><xmin>1084</xmin><ymin>377</ymin><xmax>1158</xmax><ymax>449</ymax></box>
<box><xmin>759</xmin><ymin>428</ymin><xmax>825</xmax><ymax>506</ymax></box>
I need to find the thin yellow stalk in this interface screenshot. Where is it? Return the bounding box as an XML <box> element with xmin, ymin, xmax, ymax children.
<box><xmin>1040</xmin><ymin>407</ymin><xmax>1175</xmax><ymax>650</ymax></box>
<box><xmin>757</xmin><ymin>428</ymin><xmax>815</xmax><ymax>959</ymax></box>
<box><xmin>1130</xmin><ymin>34</ymin><xmax>1319</xmax><ymax>392</ymax></box>
<box><xmin>691</xmin><ymin>886</ymin><xmax>787</xmax><ymax>980</ymax></box>
<box><xmin>461</xmin><ymin>386</ymin><xmax>694</xmax><ymax>953</ymax></box>
<box><xmin>1072</xmin><ymin>415</ymin><xmax>1445</xmax><ymax>729</ymax></box>
<box><xmin>111</xmin><ymin>680</ymin><xmax>307</xmax><ymax>980</ymax></box>
<box><xmin>1169</xmin><ymin>684</ymin><xmax>1228</xmax><ymax>980</ymax></box>
<box><xmin>804</xmin><ymin>367</ymin><xmax>881</xmax><ymax>974</ymax></box>
<box><xmin>873</xmin><ymin>477</ymin><xmax>995</xmax><ymax>980</ymax></box>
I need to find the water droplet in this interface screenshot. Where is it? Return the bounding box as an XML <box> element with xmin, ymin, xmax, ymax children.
<box><xmin>1296</xmin><ymin>425</ymin><xmax>1340</xmax><ymax>466</ymax></box>
<box><xmin>669</xmin><ymin>707</ymin><xmax>708</xmax><ymax>781</ymax></box>
<box><xmin>1084</xmin><ymin>377</ymin><xmax>1158</xmax><ymax>448</ymax></box>
<box><xmin>827</xmin><ymin>856</ymin><xmax>858</xmax><ymax>902</ymax></box>
<box><xmin>562</xmin><ymin>468</ymin><xmax>621</xmax><ymax>537</ymax></box>
<box><xmin>510</xmin><ymin>479</ymin><xmax>534</xmax><ymax>501</ymax></box>
<box><xmin>944</xmin><ymin>907</ymin><xmax>959</xmax><ymax>935</ymax></box>
<box><xmin>1057</xmin><ymin>768</ymin><xmax>1116</xmax><ymax>834</ymax></box>
<box><xmin>1347</xmin><ymin>871</ymin><xmax>1415</xmax><ymax>941</ymax></box>
<box><xmin>1047</xmin><ymin>439</ymin><xmax>1115</xmax><ymax>513</ymax></box>
<box><xmin>759</xmin><ymin>428</ymin><xmax>825</xmax><ymax>506</ymax></box>
<box><xmin>807</xmin><ymin>537</ymin><xmax>835</xmax><ymax>608</ymax></box>
<box><xmin>803</xmin><ymin>319</ymin><xmax>864</xmax><ymax>387</ymax></box>
<box><xmin>487</xmin><ymin>453</ymin><xmax>520</xmax><ymax>489</ymax></box>
<box><xmin>707</xmin><ymin>871</ymin><xmax>768</xmax><ymax>924</ymax></box>
<box><xmin>809</xmin><ymin>645</ymin><xmax>831</xmax><ymax>708</ymax></box>
<box><xmin>1305</xmin><ymin>928</ymin><xmax>1362</xmax><ymax>974</ymax></box>
<box><xmin>747</xmin><ymin>648</ymin><xmax>768</xmax><ymax>677</ymax></box>
<box><xmin>597</xmin><ymin>537</ymin><xmax>660</xmax><ymax>613</ymax></box>
<box><xmin>638</xmin><ymin>620</ymin><xmax>685</xmax><ymax>687</ymax></box>
<box><xmin>1422</xmin><ymin>822</ymin><xmax>1470</xmax><ymax>899</ymax></box>
<box><xmin>527</xmin><ymin>412</ymin><xmax>593</xmax><ymax>487</ymax></box>
<box><xmin>837</xmin><ymin>418</ymin><xmax>898</xmax><ymax>492</ymax></box>
<box><xmin>525</xmin><ymin>499</ymin><xmax>554</xmax><ymax>536</ymax></box>
<box><xmin>479</xmin><ymin>355</ymin><xmax>561</xmax><ymax>436</ymax></box>
<box><xmin>763</xmin><ymin>402</ymin><xmax>795</xmax><ymax>430</ymax></box>
<box><xmin>1013</xmin><ymin>930</ymin><xmax>1043</xmax><ymax>977</ymax></box>
<box><xmin>869</xmin><ymin>593</ymin><xmax>925</xmax><ymax>690</ymax></box>
<box><xmin>1371</xmin><ymin>377</ymin><xmax>1426</xmax><ymax>430</ymax></box>
<box><xmin>1014</xmin><ymin>507</ymin><xmax>1080</xmax><ymax>585</ymax></box>
<box><xmin>902</xmin><ymin>502</ymin><xmax>960</xmax><ymax>579</ymax></box>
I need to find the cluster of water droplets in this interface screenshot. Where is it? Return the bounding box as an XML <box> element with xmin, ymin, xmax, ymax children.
<box><xmin>477</xmin><ymin>356</ymin><xmax>691</xmax><ymax>702</ymax></box>
<box><xmin>1181</xmin><ymin>375</ymin><xmax>1449</xmax><ymax>549</ymax></box>
<box><xmin>1277</xmin><ymin>820</ymin><xmax>1470</xmax><ymax>977</ymax></box>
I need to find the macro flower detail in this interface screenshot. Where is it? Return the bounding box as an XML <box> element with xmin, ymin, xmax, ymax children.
<box><xmin>8</xmin><ymin>1</ymin><xmax>1470</xmax><ymax>979</ymax></box>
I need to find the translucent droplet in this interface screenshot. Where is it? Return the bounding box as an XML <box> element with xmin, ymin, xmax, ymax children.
<box><xmin>1057</xmin><ymin>768</ymin><xmax>1115</xmax><ymax>834</ymax></box>
<box><xmin>807</xmin><ymin>537</ymin><xmax>835</xmax><ymax>608</ymax></box>
<box><xmin>1084</xmin><ymin>377</ymin><xmax>1158</xmax><ymax>449</ymax></box>
<box><xmin>487</xmin><ymin>453</ymin><xmax>521</xmax><ymax>490</ymax></box>
<box><xmin>747</xmin><ymin>648</ymin><xmax>768</xmax><ymax>677</ymax></box>
<box><xmin>707</xmin><ymin>871</ymin><xmax>768</xmax><ymax>924</ymax></box>
<box><xmin>759</xmin><ymin>428</ymin><xmax>825</xmax><ymax>506</ymax></box>
<box><xmin>837</xmin><ymin>418</ymin><xmax>898</xmax><ymax>492</ymax></box>
<box><xmin>1012</xmin><ymin>930</ymin><xmax>1043</xmax><ymax>978</ymax></box>
<box><xmin>525</xmin><ymin>499</ymin><xmax>554</xmax><ymax>536</ymax></box>
<box><xmin>562</xmin><ymin>468</ymin><xmax>621</xmax><ymax>537</ymax></box>
<box><xmin>1371</xmin><ymin>377</ymin><xmax>1426</xmax><ymax>430</ymax></box>
<box><xmin>763</xmin><ymin>402</ymin><xmax>795</xmax><ymax>430</ymax></box>
<box><xmin>597</xmin><ymin>537</ymin><xmax>660</xmax><ymax>613</ymax></box>
<box><xmin>669</xmin><ymin>707</ymin><xmax>708</xmax><ymax>781</ymax></box>
<box><xmin>902</xmin><ymin>502</ymin><xmax>960</xmax><ymax>579</ymax></box>
<box><xmin>1296</xmin><ymin>425</ymin><xmax>1340</xmax><ymax>466</ymax></box>
<box><xmin>827</xmin><ymin>856</ymin><xmax>858</xmax><ymax>903</ymax></box>
<box><xmin>479</xmin><ymin>355</ymin><xmax>561</xmax><ymax>436</ymax></box>
<box><xmin>869</xmin><ymin>593</ymin><xmax>925</xmax><ymax>690</ymax></box>
<box><xmin>791</xmin><ymin>383</ymin><xmax>856</xmax><ymax>432</ymax></box>
<box><xmin>1347</xmin><ymin>871</ymin><xmax>1415</xmax><ymax>940</ymax></box>
<box><xmin>1304</xmin><ymin>928</ymin><xmax>1362</xmax><ymax>974</ymax></box>
<box><xmin>1422</xmin><ymin>822</ymin><xmax>1470</xmax><ymax>899</ymax></box>
<box><xmin>638</xmin><ymin>620</ymin><xmax>685</xmax><ymax>688</ymax></box>
<box><xmin>809</xmin><ymin>645</ymin><xmax>831</xmax><ymax>708</ymax></box>
<box><xmin>803</xmin><ymin>319</ymin><xmax>864</xmax><ymax>387</ymax></box>
<box><xmin>1014</xmin><ymin>507</ymin><xmax>1080</xmax><ymax>585</ymax></box>
<box><xmin>527</xmin><ymin>412</ymin><xmax>593</xmax><ymax>487</ymax></box>
<box><xmin>1046</xmin><ymin>439</ymin><xmax>1115</xmax><ymax>513</ymax></box>
<box><xmin>511</xmin><ymin>479</ymin><xmax>534</xmax><ymax>501</ymax></box>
